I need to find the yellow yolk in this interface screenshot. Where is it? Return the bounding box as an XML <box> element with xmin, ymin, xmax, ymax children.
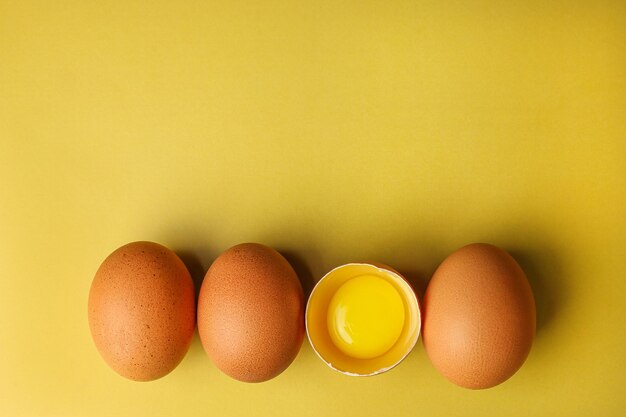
<box><xmin>327</xmin><ymin>274</ymin><xmax>405</xmax><ymax>359</ymax></box>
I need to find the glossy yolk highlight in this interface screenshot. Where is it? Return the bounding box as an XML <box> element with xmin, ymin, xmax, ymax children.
<box><xmin>327</xmin><ymin>274</ymin><xmax>405</xmax><ymax>359</ymax></box>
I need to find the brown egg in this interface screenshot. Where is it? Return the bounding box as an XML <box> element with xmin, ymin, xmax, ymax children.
<box><xmin>197</xmin><ymin>243</ymin><xmax>305</xmax><ymax>382</ymax></box>
<box><xmin>423</xmin><ymin>243</ymin><xmax>536</xmax><ymax>389</ymax></box>
<box><xmin>88</xmin><ymin>241</ymin><xmax>195</xmax><ymax>381</ymax></box>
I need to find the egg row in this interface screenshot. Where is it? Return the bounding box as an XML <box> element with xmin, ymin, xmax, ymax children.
<box><xmin>88</xmin><ymin>241</ymin><xmax>535</xmax><ymax>389</ymax></box>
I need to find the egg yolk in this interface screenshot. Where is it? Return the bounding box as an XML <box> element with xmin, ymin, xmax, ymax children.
<box><xmin>327</xmin><ymin>274</ymin><xmax>405</xmax><ymax>359</ymax></box>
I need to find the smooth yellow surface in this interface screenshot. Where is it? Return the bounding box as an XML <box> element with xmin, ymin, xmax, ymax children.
<box><xmin>0</xmin><ymin>0</ymin><xmax>624</xmax><ymax>416</ymax></box>
<box><xmin>327</xmin><ymin>275</ymin><xmax>405</xmax><ymax>359</ymax></box>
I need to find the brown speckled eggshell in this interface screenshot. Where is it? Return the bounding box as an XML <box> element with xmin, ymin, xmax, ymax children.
<box><xmin>423</xmin><ymin>243</ymin><xmax>536</xmax><ymax>389</ymax></box>
<box><xmin>88</xmin><ymin>241</ymin><xmax>195</xmax><ymax>381</ymax></box>
<box><xmin>197</xmin><ymin>243</ymin><xmax>305</xmax><ymax>383</ymax></box>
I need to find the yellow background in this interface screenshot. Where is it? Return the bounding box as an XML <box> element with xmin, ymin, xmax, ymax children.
<box><xmin>1</xmin><ymin>1</ymin><xmax>625</xmax><ymax>416</ymax></box>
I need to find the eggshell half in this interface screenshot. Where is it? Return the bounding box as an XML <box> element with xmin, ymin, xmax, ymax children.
<box><xmin>423</xmin><ymin>243</ymin><xmax>536</xmax><ymax>389</ymax></box>
<box><xmin>306</xmin><ymin>263</ymin><xmax>421</xmax><ymax>376</ymax></box>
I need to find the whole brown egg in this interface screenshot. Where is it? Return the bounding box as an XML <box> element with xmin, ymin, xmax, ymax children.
<box><xmin>88</xmin><ymin>241</ymin><xmax>196</xmax><ymax>381</ymax></box>
<box><xmin>423</xmin><ymin>243</ymin><xmax>536</xmax><ymax>389</ymax></box>
<box><xmin>197</xmin><ymin>243</ymin><xmax>305</xmax><ymax>382</ymax></box>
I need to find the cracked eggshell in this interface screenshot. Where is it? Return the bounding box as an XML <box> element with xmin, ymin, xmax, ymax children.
<box><xmin>423</xmin><ymin>243</ymin><xmax>536</xmax><ymax>389</ymax></box>
<box><xmin>305</xmin><ymin>263</ymin><xmax>421</xmax><ymax>376</ymax></box>
<box><xmin>88</xmin><ymin>241</ymin><xmax>196</xmax><ymax>381</ymax></box>
<box><xmin>197</xmin><ymin>243</ymin><xmax>305</xmax><ymax>383</ymax></box>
